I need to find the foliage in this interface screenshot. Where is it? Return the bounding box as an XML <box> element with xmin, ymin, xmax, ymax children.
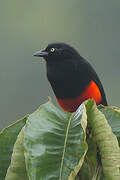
<box><xmin>0</xmin><ymin>99</ymin><xmax>120</xmax><ymax>180</ymax></box>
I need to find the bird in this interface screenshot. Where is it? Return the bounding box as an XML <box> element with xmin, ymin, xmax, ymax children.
<box><xmin>33</xmin><ymin>42</ymin><xmax>107</xmax><ymax>112</ymax></box>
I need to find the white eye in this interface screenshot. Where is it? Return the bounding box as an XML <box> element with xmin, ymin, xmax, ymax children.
<box><xmin>50</xmin><ymin>48</ymin><xmax>55</xmax><ymax>52</ymax></box>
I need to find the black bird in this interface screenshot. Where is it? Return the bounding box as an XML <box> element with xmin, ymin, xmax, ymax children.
<box><xmin>34</xmin><ymin>42</ymin><xmax>107</xmax><ymax>112</ymax></box>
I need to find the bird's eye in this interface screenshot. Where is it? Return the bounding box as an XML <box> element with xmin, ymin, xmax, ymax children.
<box><xmin>50</xmin><ymin>48</ymin><xmax>55</xmax><ymax>52</ymax></box>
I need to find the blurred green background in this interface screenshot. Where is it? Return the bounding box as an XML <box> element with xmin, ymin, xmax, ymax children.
<box><xmin>0</xmin><ymin>0</ymin><xmax>120</xmax><ymax>130</ymax></box>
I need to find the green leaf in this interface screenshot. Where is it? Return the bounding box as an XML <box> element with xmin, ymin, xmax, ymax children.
<box><xmin>5</xmin><ymin>127</ymin><xmax>29</xmax><ymax>180</ymax></box>
<box><xmin>98</xmin><ymin>105</ymin><xmax>120</xmax><ymax>143</ymax></box>
<box><xmin>86</xmin><ymin>100</ymin><xmax>120</xmax><ymax>180</ymax></box>
<box><xmin>78</xmin><ymin>100</ymin><xmax>102</xmax><ymax>180</ymax></box>
<box><xmin>24</xmin><ymin>101</ymin><xmax>88</xmax><ymax>180</ymax></box>
<box><xmin>0</xmin><ymin>116</ymin><xmax>27</xmax><ymax>180</ymax></box>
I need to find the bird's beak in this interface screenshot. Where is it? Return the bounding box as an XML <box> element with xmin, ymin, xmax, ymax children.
<box><xmin>33</xmin><ymin>49</ymin><xmax>48</xmax><ymax>57</ymax></box>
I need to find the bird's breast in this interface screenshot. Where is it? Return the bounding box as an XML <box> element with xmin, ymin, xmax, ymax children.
<box><xmin>56</xmin><ymin>80</ymin><xmax>102</xmax><ymax>112</ymax></box>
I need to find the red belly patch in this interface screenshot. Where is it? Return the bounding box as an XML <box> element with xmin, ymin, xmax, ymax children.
<box><xmin>56</xmin><ymin>81</ymin><xmax>102</xmax><ymax>112</ymax></box>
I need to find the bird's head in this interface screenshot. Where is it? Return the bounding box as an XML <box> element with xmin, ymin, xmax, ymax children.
<box><xmin>33</xmin><ymin>42</ymin><xmax>79</xmax><ymax>62</ymax></box>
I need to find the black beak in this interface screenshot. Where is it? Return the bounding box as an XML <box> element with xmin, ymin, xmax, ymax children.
<box><xmin>33</xmin><ymin>50</ymin><xmax>48</xmax><ymax>57</ymax></box>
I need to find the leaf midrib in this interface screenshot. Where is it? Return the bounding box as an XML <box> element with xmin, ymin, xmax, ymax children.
<box><xmin>59</xmin><ymin>113</ymin><xmax>74</xmax><ymax>180</ymax></box>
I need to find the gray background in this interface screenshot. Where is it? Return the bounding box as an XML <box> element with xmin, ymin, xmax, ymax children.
<box><xmin>0</xmin><ymin>0</ymin><xmax>120</xmax><ymax>130</ymax></box>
